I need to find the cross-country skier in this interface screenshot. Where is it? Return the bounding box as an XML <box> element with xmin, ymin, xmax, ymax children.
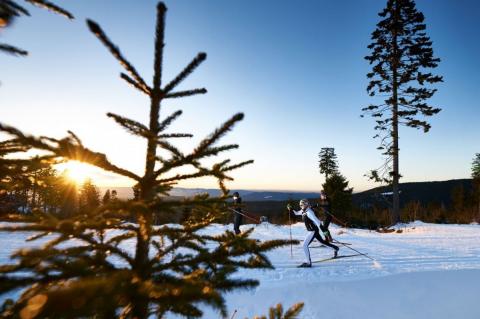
<box><xmin>232</xmin><ymin>192</ymin><xmax>243</xmax><ymax>235</ymax></box>
<box><xmin>288</xmin><ymin>199</ymin><xmax>339</xmax><ymax>267</ymax></box>
<box><xmin>319</xmin><ymin>191</ymin><xmax>334</xmax><ymax>242</ymax></box>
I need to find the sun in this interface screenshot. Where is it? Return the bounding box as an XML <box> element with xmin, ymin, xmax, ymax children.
<box><xmin>57</xmin><ymin>161</ymin><xmax>94</xmax><ymax>185</ymax></box>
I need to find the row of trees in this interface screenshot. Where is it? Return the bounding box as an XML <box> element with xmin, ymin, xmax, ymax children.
<box><xmin>0</xmin><ymin>153</ymin><xmax>118</xmax><ymax>218</ymax></box>
<box><xmin>317</xmin><ymin>152</ymin><xmax>480</xmax><ymax>228</ymax></box>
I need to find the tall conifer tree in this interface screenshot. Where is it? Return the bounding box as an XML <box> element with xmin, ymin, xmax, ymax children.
<box><xmin>0</xmin><ymin>2</ymin><xmax>298</xmax><ymax>318</ymax></box>
<box><xmin>318</xmin><ymin>147</ymin><xmax>338</xmax><ymax>181</ymax></box>
<box><xmin>364</xmin><ymin>0</ymin><xmax>443</xmax><ymax>222</ymax></box>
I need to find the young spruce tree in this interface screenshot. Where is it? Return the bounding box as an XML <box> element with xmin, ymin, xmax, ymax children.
<box><xmin>363</xmin><ymin>0</ymin><xmax>443</xmax><ymax>223</ymax></box>
<box><xmin>0</xmin><ymin>2</ymin><xmax>300</xmax><ymax>318</ymax></box>
<box><xmin>318</xmin><ymin>147</ymin><xmax>338</xmax><ymax>181</ymax></box>
<box><xmin>322</xmin><ymin>172</ymin><xmax>353</xmax><ymax>222</ymax></box>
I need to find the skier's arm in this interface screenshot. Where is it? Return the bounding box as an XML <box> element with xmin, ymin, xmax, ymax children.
<box><xmin>288</xmin><ymin>209</ymin><xmax>302</xmax><ymax>216</ymax></box>
<box><xmin>287</xmin><ymin>204</ymin><xmax>302</xmax><ymax>216</ymax></box>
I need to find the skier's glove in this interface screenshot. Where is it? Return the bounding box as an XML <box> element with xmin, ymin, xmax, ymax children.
<box><xmin>287</xmin><ymin>204</ymin><xmax>292</xmax><ymax>211</ymax></box>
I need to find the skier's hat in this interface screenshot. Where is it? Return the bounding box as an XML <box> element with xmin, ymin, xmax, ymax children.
<box><xmin>299</xmin><ymin>199</ymin><xmax>309</xmax><ymax>208</ymax></box>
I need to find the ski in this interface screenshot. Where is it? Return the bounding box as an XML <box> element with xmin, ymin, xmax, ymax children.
<box><xmin>309</xmin><ymin>242</ymin><xmax>352</xmax><ymax>248</ymax></box>
<box><xmin>312</xmin><ymin>253</ymin><xmax>364</xmax><ymax>264</ymax></box>
<box><xmin>274</xmin><ymin>253</ymin><xmax>364</xmax><ymax>268</ymax></box>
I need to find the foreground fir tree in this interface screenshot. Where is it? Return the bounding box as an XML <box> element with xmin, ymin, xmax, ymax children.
<box><xmin>0</xmin><ymin>2</ymin><xmax>298</xmax><ymax>318</ymax></box>
<box><xmin>318</xmin><ymin>147</ymin><xmax>338</xmax><ymax>181</ymax></box>
<box><xmin>363</xmin><ymin>0</ymin><xmax>443</xmax><ymax>222</ymax></box>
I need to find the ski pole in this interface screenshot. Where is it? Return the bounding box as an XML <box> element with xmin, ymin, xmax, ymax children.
<box><xmin>324</xmin><ymin>210</ymin><xmax>349</xmax><ymax>228</ymax></box>
<box><xmin>332</xmin><ymin>239</ymin><xmax>375</xmax><ymax>262</ymax></box>
<box><xmin>230</xmin><ymin>309</ymin><xmax>237</xmax><ymax>319</ymax></box>
<box><xmin>312</xmin><ymin>204</ymin><xmax>349</xmax><ymax>228</ymax></box>
<box><xmin>227</xmin><ymin>208</ymin><xmax>260</xmax><ymax>224</ymax></box>
<box><xmin>288</xmin><ymin>209</ymin><xmax>293</xmax><ymax>258</ymax></box>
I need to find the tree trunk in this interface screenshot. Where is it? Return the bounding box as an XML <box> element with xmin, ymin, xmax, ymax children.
<box><xmin>31</xmin><ymin>171</ymin><xmax>37</xmax><ymax>209</ymax></box>
<box><xmin>132</xmin><ymin>76</ymin><xmax>163</xmax><ymax>318</ymax></box>
<box><xmin>391</xmin><ymin>0</ymin><xmax>401</xmax><ymax>224</ymax></box>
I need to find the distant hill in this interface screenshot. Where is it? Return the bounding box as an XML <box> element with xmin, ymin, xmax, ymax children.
<box><xmin>99</xmin><ymin>179</ymin><xmax>474</xmax><ymax>207</ymax></box>
<box><xmin>351</xmin><ymin>179</ymin><xmax>474</xmax><ymax>208</ymax></box>
<box><xmin>98</xmin><ymin>187</ymin><xmax>319</xmax><ymax>201</ymax></box>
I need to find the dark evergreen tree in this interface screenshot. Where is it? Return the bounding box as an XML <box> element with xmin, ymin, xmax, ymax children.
<box><xmin>472</xmin><ymin>153</ymin><xmax>480</xmax><ymax>179</ymax></box>
<box><xmin>78</xmin><ymin>178</ymin><xmax>100</xmax><ymax>213</ymax></box>
<box><xmin>472</xmin><ymin>153</ymin><xmax>480</xmax><ymax>220</ymax></box>
<box><xmin>56</xmin><ymin>171</ymin><xmax>78</xmax><ymax>217</ymax></box>
<box><xmin>0</xmin><ymin>0</ymin><xmax>73</xmax><ymax>56</ymax></box>
<box><xmin>363</xmin><ymin>0</ymin><xmax>443</xmax><ymax>223</ymax></box>
<box><xmin>450</xmin><ymin>184</ymin><xmax>465</xmax><ymax>219</ymax></box>
<box><xmin>318</xmin><ymin>147</ymin><xmax>338</xmax><ymax>181</ymax></box>
<box><xmin>322</xmin><ymin>172</ymin><xmax>353</xmax><ymax>221</ymax></box>
<box><xmin>102</xmin><ymin>189</ymin><xmax>111</xmax><ymax>205</ymax></box>
<box><xmin>36</xmin><ymin>166</ymin><xmax>62</xmax><ymax>213</ymax></box>
<box><xmin>0</xmin><ymin>2</ymin><xmax>299</xmax><ymax>318</ymax></box>
<box><xmin>110</xmin><ymin>189</ymin><xmax>118</xmax><ymax>201</ymax></box>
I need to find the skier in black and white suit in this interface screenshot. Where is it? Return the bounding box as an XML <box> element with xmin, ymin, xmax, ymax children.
<box><xmin>288</xmin><ymin>199</ymin><xmax>339</xmax><ymax>267</ymax></box>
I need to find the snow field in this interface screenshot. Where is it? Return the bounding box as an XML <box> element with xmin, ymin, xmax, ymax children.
<box><xmin>1</xmin><ymin>221</ymin><xmax>480</xmax><ymax>318</ymax></box>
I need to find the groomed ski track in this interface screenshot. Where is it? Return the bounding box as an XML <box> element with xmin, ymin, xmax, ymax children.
<box><xmin>197</xmin><ymin>221</ymin><xmax>480</xmax><ymax>318</ymax></box>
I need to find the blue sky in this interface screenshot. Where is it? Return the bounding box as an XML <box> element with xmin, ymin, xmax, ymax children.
<box><xmin>1</xmin><ymin>0</ymin><xmax>479</xmax><ymax>192</ymax></box>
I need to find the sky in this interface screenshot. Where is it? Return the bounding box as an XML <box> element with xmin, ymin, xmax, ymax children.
<box><xmin>1</xmin><ymin>0</ymin><xmax>479</xmax><ymax>193</ymax></box>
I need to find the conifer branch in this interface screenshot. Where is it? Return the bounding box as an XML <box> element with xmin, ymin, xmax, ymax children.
<box><xmin>87</xmin><ymin>19</ymin><xmax>149</xmax><ymax>93</ymax></box>
<box><xmin>25</xmin><ymin>0</ymin><xmax>74</xmax><ymax>19</ymax></box>
<box><xmin>196</xmin><ymin>144</ymin><xmax>239</xmax><ymax>158</ymax></box>
<box><xmin>107</xmin><ymin>112</ymin><xmax>152</xmax><ymax>138</ymax></box>
<box><xmin>156</xmin><ymin>140</ymin><xmax>183</xmax><ymax>158</ymax></box>
<box><xmin>158</xmin><ymin>133</ymin><xmax>193</xmax><ymax>139</ymax></box>
<box><xmin>164</xmin><ymin>88</ymin><xmax>207</xmax><ymax>99</ymax></box>
<box><xmin>0</xmin><ymin>43</ymin><xmax>28</xmax><ymax>56</ymax></box>
<box><xmin>152</xmin><ymin>2</ymin><xmax>166</xmax><ymax>90</ymax></box>
<box><xmin>221</xmin><ymin>160</ymin><xmax>254</xmax><ymax>172</ymax></box>
<box><xmin>3</xmin><ymin>0</ymin><xmax>30</xmax><ymax>16</ymax></box>
<box><xmin>163</xmin><ymin>53</ymin><xmax>207</xmax><ymax>93</ymax></box>
<box><xmin>120</xmin><ymin>73</ymin><xmax>151</xmax><ymax>95</ymax></box>
<box><xmin>158</xmin><ymin>110</ymin><xmax>182</xmax><ymax>132</ymax></box>
<box><xmin>194</xmin><ymin>113</ymin><xmax>244</xmax><ymax>155</ymax></box>
<box><xmin>0</xmin><ymin>123</ymin><xmax>141</xmax><ymax>181</ymax></box>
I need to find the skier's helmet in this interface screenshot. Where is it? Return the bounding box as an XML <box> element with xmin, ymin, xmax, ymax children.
<box><xmin>320</xmin><ymin>191</ymin><xmax>327</xmax><ymax>200</ymax></box>
<box><xmin>299</xmin><ymin>199</ymin><xmax>309</xmax><ymax>209</ymax></box>
<box><xmin>233</xmin><ymin>192</ymin><xmax>240</xmax><ymax>198</ymax></box>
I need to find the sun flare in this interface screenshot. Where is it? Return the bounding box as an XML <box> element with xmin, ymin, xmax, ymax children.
<box><xmin>57</xmin><ymin>161</ymin><xmax>94</xmax><ymax>185</ymax></box>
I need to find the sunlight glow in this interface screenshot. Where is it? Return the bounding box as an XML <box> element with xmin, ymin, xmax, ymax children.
<box><xmin>56</xmin><ymin>161</ymin><xmax>95</xmax><ymax>185</ymax></box>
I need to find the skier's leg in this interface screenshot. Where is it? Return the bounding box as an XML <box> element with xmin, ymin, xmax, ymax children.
<box><xmin>324</xmin><ymin>214</ymin><xmax>332</xmax><ymax>228</ymax></box>
<box><xmin>233</xmin><ymin>213</ymin><xmax>241</xmax><ymax>235</ymax></box>
<box><xmin>323</xmin><ymin>213</ymin><xmax>333</xmax><ymax>241</ymax></box>
<box><xmin>302</xmin><ymin>231</ymin><xmax>315</xmax><ymax>265</ymax></box>
<box><xmin>314</xmin><ymin>230</ymin><xmax>339</xmax><ymax>256</ymax></box>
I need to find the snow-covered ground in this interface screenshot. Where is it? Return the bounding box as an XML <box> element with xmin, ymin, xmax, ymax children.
<box><xmin>1</xmin><ymin>221</ymin><xmax>480</xmax><ymax>318</ymax></box>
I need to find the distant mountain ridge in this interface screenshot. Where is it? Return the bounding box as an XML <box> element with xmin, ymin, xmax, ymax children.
<box><xmin>351</xmin><ymin>179</ymin><xmax>473</xmax><ymax>208</ymax></box>
<box><xmin>98</xmin><ymin>187</ymin><xmax>320</xmax><ymax>201</ymax></box>
<box><xmin>99</xmin><ymin>179</ymin><xmax>474</xmax><ymax>205</ymax></box>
